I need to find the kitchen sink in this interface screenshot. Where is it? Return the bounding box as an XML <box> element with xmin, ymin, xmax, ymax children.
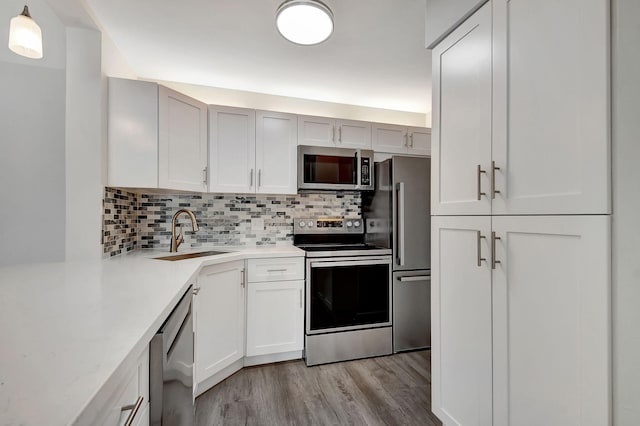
<box><xmin>153</xmin><ymin>250</ymin><xmax>229</xmax><ymax>261</ymax></box>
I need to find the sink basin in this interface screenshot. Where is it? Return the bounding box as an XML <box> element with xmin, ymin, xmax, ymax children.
<box><xmin>153</xmin><ymin>250</ymin><xmax>229</xmax><ymax>261</ymax></box>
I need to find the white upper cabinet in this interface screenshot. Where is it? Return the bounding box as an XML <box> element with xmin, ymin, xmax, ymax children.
<box><xmin>255</xmin><ymin>111</ymin><xmax>297</xmax><ymax>194</ymax></box>
<box><xmin>208</xmin><ymin>106</ymin><xmax>256</xmax><ymax>194</ymax></box>
<box><xmin>298</xmin><ymin>115</ymin><xmax>372</xmax><ymax>149</ymax></box>
<box><xmin>209</xmin><ymin>108</ymin><xmax>297</xmax><ymax>195</ymax></box>
<box><xmin>107</xmin><ymin>78</ymin><xmax>208</xmax><ymax>192</ymax></box>
<box><xmin>431</xmin><ymin>3</ymin><xmax>492</xmax><ymax>216</ymax></box>
<box><xmin>431</xmin><ymin>0</ymin><xmax>610</xmax><ymax>216</ymax></box>
<box><xmin>158</xmin><ymin>87</ymin><xmax>208</xmax><ymax>192</ymax></box>
<box><xmin>372</xmin><ymin>123</ymin><xmax>431</xmax><ymax>156</ymax></box>
<box><xmin>491</xmin><ymin>0</ymin><xmax>610</xmax><ymax>215</ymax></box>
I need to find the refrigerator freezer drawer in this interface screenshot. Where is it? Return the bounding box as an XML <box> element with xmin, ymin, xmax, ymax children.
<box><xmin>393</xmin><ymin>270</ymin><xmax>431</xmax><ymax>352</ymax></box>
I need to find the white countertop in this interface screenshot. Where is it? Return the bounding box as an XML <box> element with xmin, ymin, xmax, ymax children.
<box><xmin>0</xmin><ymin>245</ymin><xmax>304</xmax><ymax>426</ymax></box>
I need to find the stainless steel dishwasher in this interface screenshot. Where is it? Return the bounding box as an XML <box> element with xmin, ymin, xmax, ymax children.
<box><xmin>150</xmin><ymin>286</ymin><xmax>195</xmax><ymax>426</ymax></box>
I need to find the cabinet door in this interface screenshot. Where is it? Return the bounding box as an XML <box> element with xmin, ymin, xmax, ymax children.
<box><xmin>491</xmin><ymin>216</ymin><xmax>610</xmax><ymax>426</ymax></box>
<box><xmin>407</xmin><ymin>127</ymin><xmax>431</xmax><ymax>156</ymax></box>
<box><xmin>431</xmin><ymin>2</ymin><xmax>492</xmax><ymax>216</ymax></box>
<box><xmin>336</xmin><ymin>119</ymin><xmax>372</xmax><ymax>149</ymax></box>
<box><xmin>371</xmin><ymin>123</ymin><xmax>408</xmax><ymax>154</ymax></box>
<box><xmin>431</xmin><ymin>216</ymin><xmax>493</xmax><ymax>426</ymax></box>
<box><xmin>193</xmin><ymin>261</ymin><xmax>245</xmax><ymax>391</ymax></box>
<box><xmin>298</xmin><ymin>115</ymin><xmax>336</xmax><ymax>147</ymax></box>
<box><xmin>158</xmin><ymin>86</ymin><xmax>208</xmax><ymax>192</ymax></box>
<box><xmin>492</xmin><ymin>0</ymin><xmax>610</xmax><ymax>215</ymax></box>
<box><xmin>209</xmin><ymin>106</ymin><xmax>256</xmax><ymax>193</ymax></box>
<box><xmin>256</xmin><ymin>111</ymin><xmax>297</xmax><ymax>194</ymax></box>
<box><xmin>246</xmin><ymin>280</ymin><xmax>304</xmax><ymax>356</ymax></box>
<box><xmin>107</xmin><ymin>78</ymin><xmax>158</xmax><ymax>188</ymax></box>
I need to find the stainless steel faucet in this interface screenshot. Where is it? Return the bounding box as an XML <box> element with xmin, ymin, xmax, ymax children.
<box><xmin>170</xmin><ymin>209</ymin><xmax>199</xmax><ymax>252</ymax></box>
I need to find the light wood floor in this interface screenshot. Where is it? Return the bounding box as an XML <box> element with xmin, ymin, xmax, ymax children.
<box><xmin>195</xmin><ymin>350</ymin><xmax>442</xmax><ymax>426</ymax></box>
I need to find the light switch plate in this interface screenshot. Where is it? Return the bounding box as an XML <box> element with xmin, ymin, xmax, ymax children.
<box><xmin>251</xmin><ymin>218</ymin><xmax>264</xmax><ymax>231</ymax></box>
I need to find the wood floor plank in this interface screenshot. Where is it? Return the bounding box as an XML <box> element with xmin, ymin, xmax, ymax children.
<box><xmin>195</xmin><ymin>350</ymin><xmax>442</xmax><ymax>426</ymax></box>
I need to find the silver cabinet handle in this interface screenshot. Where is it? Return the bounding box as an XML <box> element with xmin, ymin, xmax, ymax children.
<box><xmin>299</xmin><ymin>289</ymin><xmax>303</xmax><ymax>309</ymax></box>
<box><xmin>240</xmin><ymin>269</ymin><xmax>245</xmax><ymax>288</ymax></box>
<box><xmin>332</xmin><ymin>125</ymin><xmax>336</xmax><ymax>143</ymax></box>
<box><xmin>396</xmin><ymin>182</ymin><xmax>405</xmax><ymax>266</ymax></box>
<box><xmin>477</xmin><ymin>231</ymin><xmax>487</xmax><ymax>267</ymax></box>
<box><xmin>491</xmin><ymin>231</ymin><xmax>502</xmax><ymax>270</ymax></box>
<box><xmin>258</xmin><ymin>169</ymin><xmax>262</xmax><ymax>188</ymax></box>
<box><xmin>397</xmin><ymin>275</ymin><xmax>430</xmax><ymax>282</ymax></box>
<box><xmin>192</xmin><ymin>287</ymin><xmax>200</xmax><ymax>295</ymax></box>
<box><xmin>121</xmin><ymin>396</ymin><xmax>144</xmax><ymax>426</ymax></box>
<box><xmin>267</xmin><ymin>268</ymin><xmax>287</xmax><ymax>272</ymax></box>
<box><xmin>409</xmin><ymin>133</ymin><xmax>414</xmax><ymax>147</ymax></box>
<box><xmin>491</xmin><ymin>161</ymin><xmax>501</xmax><ymax>199</ymax></box>
<box><xmin>338</xmin><ymin>126</ymin><xmax>342</xmax><ymax>143</ymax></box>
<box><xmin>477</xmin><ymin>165</ymin><xmax>487</xmax><ymax>200</ymax></box>
<box><xmin>202</xmin><ymin>166</ymin><xmax>208</xmax><ymax>185</ymax></box>
<box><xmin>404</xmin><ymin>132</ymin><xmax>408</xmax><ymax>147</ymax></box>
<box><xmin>250</xmin><ymin>168</ymin><xmax>254</xmax><ymax>188</ymax></box>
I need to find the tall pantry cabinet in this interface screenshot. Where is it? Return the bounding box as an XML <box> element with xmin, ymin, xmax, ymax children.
<box><xmin>430</xmin><ymin>1</ymin><xmax>611</xmax><ymax>425</ymax></box>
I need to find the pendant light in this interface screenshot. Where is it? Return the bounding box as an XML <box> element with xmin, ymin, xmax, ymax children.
<box><xmin>276</xmin><ymin>0</ymin><xmax>334</xmax><ymax>46</ymax></box>
<box><xmin>8</xmin><ymin>5</ymin><xmax>43</xmax><ymax>59</ymax></box>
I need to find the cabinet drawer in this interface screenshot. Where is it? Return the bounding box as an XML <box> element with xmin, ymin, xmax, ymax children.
<box><xmin>247</xmin><ymin>257</ymin><xmax>304</xmax><ymax>282</ymax></box>
<box><xmin>94</xmin><ymin>347</ymin><xmax>150</xmax><ymax>426</ymax></box>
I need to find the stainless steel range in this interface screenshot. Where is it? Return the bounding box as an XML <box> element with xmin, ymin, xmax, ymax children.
<box><xmin>294</xmin><ymin>217</ymin><xmax>393</xmax><ymax>366</ymax></box>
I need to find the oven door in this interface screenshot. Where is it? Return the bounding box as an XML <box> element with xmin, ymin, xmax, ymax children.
<box><xmin>306</xmin><ymin>256</ymin><xmax>392</xmax><ymax>335</ymax></box>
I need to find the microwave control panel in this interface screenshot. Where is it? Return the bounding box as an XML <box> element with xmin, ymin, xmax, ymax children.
<box><xmin>360</xmin><ymin>157</ymin><xmax>371</xmax><ymax>186</ymax></box>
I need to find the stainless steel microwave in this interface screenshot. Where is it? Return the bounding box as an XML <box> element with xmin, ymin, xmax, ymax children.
<box><xmin>298</xmin><ymin>145</ymin><xmax>374</xmax><ymax>191</ymax></box>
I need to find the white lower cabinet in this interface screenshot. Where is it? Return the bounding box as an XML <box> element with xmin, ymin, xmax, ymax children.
<box><xmin>95</xmin><ymin>347</ymin><xmax>150</xmax><ymax>426</ymax></box>
<box><xmin>193</xmin><ymin>260</ymin><xmax>245</xmax><ymax>397</ymax></box>
<box><xmin>432</xmin><ymin>215</ymin><xmax>611</xmax><ymax>426</ymax></box>
<box><xmin>431</xmin><ymin>216</ymin><xmax>493</xmax><ymax>426</ymax></box>
<box><xmin>192</xmin><ymin>256</ymin><xmax>304</xmax><ymax>396</ymax></box>
<box><xmin>245</xmin><ymin>257</ymin><xmax>305</xmax><ymax>363</ymax></box>
<box><xmin>246</xmin><ymin>279</ymin><xmax>304</xmax><ymax>357</ymax></box>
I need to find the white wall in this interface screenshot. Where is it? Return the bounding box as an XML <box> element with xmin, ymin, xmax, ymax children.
<box><xmin>611</xmin><ymin>0</ymin><xmax>640</xmax><ymax>424</ymax></box>
<box><xmin>0</xmin><ymin>0</ymin><xmax>67</xmax><ymax>265</ymax></box>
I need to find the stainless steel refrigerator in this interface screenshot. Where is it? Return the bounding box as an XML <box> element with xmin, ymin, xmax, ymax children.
<box><xmin>363</xmin><ymin>156</ymin><xmax>430</xmax><ymax>352</ymax></box>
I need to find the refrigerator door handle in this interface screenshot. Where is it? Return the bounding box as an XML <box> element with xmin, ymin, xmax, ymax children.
<box><xmin>396</xmin><ymin>182</ymin><xmax>405</xmax><ymax>266</ymax></box>
<box><xmin>397</xmin><ymin>275</ymin><xmax>430</xmax><ymax>282</ymax></box>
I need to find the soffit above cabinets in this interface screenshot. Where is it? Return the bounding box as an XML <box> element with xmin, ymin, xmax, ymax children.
<box><xmin>82</xmin><ymin>0</ymin><xmax>431</xmax><ymax>114</ymax></box>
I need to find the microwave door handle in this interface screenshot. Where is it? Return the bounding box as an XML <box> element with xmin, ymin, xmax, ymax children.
<box><xmin>396</xmin><ymin>182</ymin><xmax>405</xmax><ymax>266</ymax></box>
<box><xmin>354</xmin><ymin>151</ymin><xmax>359</xmax><ymax>185</ymax></box>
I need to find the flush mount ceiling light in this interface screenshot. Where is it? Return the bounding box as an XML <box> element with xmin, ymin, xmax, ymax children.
<box><xmin>8</xmin><ymin>5</ymin><xmax>43</xmax><ymax>59</ymax></box>
<box><xmin>276</xmin><ymin>0</ymin><xmax>334</xmax><ymax>46</ymax></box>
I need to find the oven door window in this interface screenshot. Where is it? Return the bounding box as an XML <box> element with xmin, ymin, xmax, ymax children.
<box><xmin>303</xmin><ymin>154</ymin><xmax>357</xmax><ymax>185</ymax></box>
<box><xmin>309</xmin><ymin>262</ymin><xmax>390</xmax><ymax>331</ymax></box>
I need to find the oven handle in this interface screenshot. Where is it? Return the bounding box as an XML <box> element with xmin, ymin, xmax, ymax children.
<box><xmin>309</xmin><ymin>258</ymin><xmax>392</xmax><ymax>268</ymax></box>
<box><xmin>396</xmin><ymin>182</ymin><xmax>405</xmax><ymax>266</ymax></box>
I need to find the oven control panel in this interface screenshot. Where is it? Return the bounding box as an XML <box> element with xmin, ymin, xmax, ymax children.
<box><xmin>294</xmin><ymin>217</ymin><xmax>363</xmax><ymax>234</ymax></box>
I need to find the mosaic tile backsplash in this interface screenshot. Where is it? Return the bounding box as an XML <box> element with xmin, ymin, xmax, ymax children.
<box><xmin>103</xmin><ymin>188</ymin><xmax>138</xmax><ymax>257</ymax></box>
<box><xmin>103</xmin><ymin>188</ymin><xmax>361</xmax><ymax>256</ymax></box>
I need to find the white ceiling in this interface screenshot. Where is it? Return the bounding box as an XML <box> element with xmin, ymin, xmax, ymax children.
<box><xmin>84</xmin><ymin>0</ymin><xmax>432</xmax><ymax>114</ymax></box>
